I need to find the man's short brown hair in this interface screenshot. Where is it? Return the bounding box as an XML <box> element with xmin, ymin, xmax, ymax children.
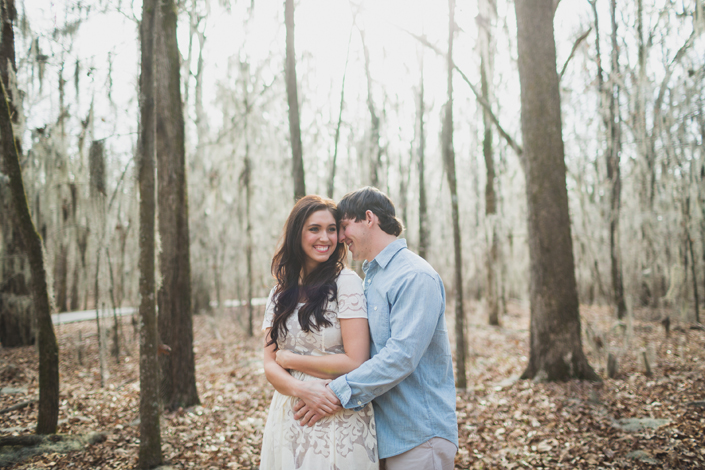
<box><xmin>338</xmin><ymin>187</ymin><xmax>404</xmax><ymax>236</ymax></box>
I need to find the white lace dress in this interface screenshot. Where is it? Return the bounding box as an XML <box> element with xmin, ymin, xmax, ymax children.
<box><xmin>260</xmin><ymin>268</ymin><xmax>378</xmax><ymax>470</ymax></box>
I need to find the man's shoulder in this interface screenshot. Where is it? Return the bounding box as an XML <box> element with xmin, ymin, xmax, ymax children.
<box><xmin>388</xmin><ymin>246</ymin><xmax>441</xmax><ymax>281</ymax></box>
<box><xmin>395</xmin><ymin>246</ymin><xmax>437</xmax><ymax>271</ymax></box>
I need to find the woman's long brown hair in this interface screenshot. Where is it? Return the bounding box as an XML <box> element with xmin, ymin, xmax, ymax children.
<box><xmin>267</xmin><ymin>195</ymin><xmax>347</xmax><ymax>350</ymax></box>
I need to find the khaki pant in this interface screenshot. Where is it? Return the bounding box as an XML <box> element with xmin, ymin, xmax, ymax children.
<box><xmin>381</xmin><ymin>437</ymin><xmax>457</xmax><ymax>470</ymax></box>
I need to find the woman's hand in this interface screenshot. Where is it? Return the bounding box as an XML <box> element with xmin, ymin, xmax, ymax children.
<box><xmin>275</xmin><ymin>349</ymin><xmax>296</xmax><ymax>370</ymax></box>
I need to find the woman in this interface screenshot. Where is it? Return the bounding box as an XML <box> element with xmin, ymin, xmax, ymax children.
<box><xmin>260</xmin><ymin>195</ymin><xmax>378</xmax><ymax>470</ymax></box>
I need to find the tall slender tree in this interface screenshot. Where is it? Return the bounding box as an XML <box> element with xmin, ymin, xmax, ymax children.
<box><xmin>606</xmin><ymin>0</ymin><xmax>627</xmax><ymax>319</ymax></box>
<box><xmin>479</xmin><ymin>0</ymin><xmax>500</xmax><ymax>326</ymax></box>
<box><xmin>417</xmin><ymin>48</ymin><xmax>429</xmax><ymax>260</ymax></box>
<box><xmin>240</xmin><ymin>61</ymin><xmax>255</xmax><ymax>338</ymax></box>
<box><xmin>285</xmin><ymin>0</ymin><xmax>305</xmax><ymax>199</ymax></box>
<box><xmin>514</xmin><ymin>0</ymin><xmax>599</xmax><ymax>381</ymax></box>
<box><xmin>156</xmin><ymin>0</ymin><xmax>199</xmax><ymax>410</ymax></box>
<box><xmin>358</xmin><ymin>27</ymin><xmax>383</xmax><ymax>188</ymax></box>
<box><xmin>443</xmin><ymin>0</ymin><xmax>467</xmax><ymax>390</ymax></box>
<box><xmin>0</xmin><ymin>0</ymin><xmax>59</xmax><ymax>433</ymax></box>
<box><xmin>138</xmin><ymin>0</ymin><xmax>162</xmax><ymax>464</ymax></box>
<box><xmin>327</xmin><ymin>28</ymin><xmax>353</xmax><ymax>199</ymax></box>
<box><xmin>588</xmin><ymin>0</ymin><xmax>627</xmax><ymax>318</ymax></box>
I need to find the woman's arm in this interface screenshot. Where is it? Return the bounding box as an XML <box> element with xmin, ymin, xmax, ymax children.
<box><xmin>263</xmin><ymin>328</ymin><xmax>341</xmax><ymax>414</ymax></box>
<box><xmin>275</xmin><ymin>318</ymin><xmax>370</xmax><ymax>380</ymax></box>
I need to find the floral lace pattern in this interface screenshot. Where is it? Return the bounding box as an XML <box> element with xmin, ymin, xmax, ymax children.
<box><xmin>260</xmin><ymin>269</ymin><xmax>377</xmax><ymax>470</ymax></box>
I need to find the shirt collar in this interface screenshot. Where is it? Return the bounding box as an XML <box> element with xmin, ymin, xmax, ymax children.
<box><xmin>365</xmin><ymin>238</ymin><xmax>406</xmax><ymax>271</ymax></box>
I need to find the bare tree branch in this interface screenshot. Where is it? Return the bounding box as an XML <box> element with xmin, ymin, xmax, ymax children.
<box><xmin>401</xmin><ymin>28</ymin><xmax>524</xmax><ymax>158</ymax></box>
<box><xmin>559</xmin><ymin>28</ymin><xmax>592</xmax><ymax>81</ymax></box>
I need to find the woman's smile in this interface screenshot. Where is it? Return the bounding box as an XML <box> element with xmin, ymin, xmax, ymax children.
<box><xmin>301</xmin><ymin>209</ymin><xmax>339</xmax><ymax>274</ymax></box>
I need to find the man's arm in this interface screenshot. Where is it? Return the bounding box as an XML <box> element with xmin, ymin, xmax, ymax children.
<box><xmin>298</xmin><ymin>272</ymin><xmax>444</xmax><ymax>425</ymax></box>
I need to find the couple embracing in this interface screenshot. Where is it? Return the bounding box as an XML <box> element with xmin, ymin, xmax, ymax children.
<box><xmin>260</xmin><ymin>187</ymin><xmax>458</xmax><ymax>470</ymax></box>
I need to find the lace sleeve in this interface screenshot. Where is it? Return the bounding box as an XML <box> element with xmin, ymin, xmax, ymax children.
<box><xmin>261</xmin><ymin>287</ymin><xmax>277</xmax><ymax>330</ymax></box>
<box><xmin>336</xmin><ymin>269</ymin><xmax>367</xmax><ymax>319</ymax></box>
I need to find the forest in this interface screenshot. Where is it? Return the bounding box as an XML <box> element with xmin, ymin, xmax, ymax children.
<box><xmin>0</xmin><ymin>0</ymin><xmax>704</xmax><ymax>468</ymax></box>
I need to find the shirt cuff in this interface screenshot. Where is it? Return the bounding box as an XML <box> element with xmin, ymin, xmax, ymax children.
<box><xmin>329</xmin><ymin>375</ymin><xmax>364</xmax><ymax>411</ymax></box>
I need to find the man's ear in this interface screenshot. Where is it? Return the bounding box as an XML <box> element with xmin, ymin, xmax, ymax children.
<box><xmin>365</xmin><ymin>210</ymin><xmax>378</xmax><ymax>227</ymax></box>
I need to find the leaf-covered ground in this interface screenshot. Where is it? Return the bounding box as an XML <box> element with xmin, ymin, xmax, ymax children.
<box><xmin>1</xmin><ymin>302</ymin><xmax>703</xmax><ymax>469</ymax></box>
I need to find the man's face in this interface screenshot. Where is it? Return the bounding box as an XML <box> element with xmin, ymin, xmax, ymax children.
<box><xmin>339</xmin><ymin>217</ymin><xmax>370</xmax><ymax>262</ymax></box>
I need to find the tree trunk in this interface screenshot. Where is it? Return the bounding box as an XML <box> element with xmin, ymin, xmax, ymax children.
<box><xmin>68</xmin><ymin>182</ymin><xmax>80</xmax><ymax>312</ymax></box>
<box><xmin>242</xmin><ymin>76</ymin><xmax>254</xmax><ymax>338</ymax></box>
<box><xmin>358</xmin><ymin>29</ymin><xmax>382</xmax><ymax>188</ymax></box>
<box><xmin>138</xmin><ymin>0</ymin><xmax>162</xmax><ymax>465</ymax></box>
<box><xmin>95</xmin><ymin>297</ymin><xmax>107</xmax><ymax>388</ymax></box>
<box><xmin>606</xmin><ymin>0</ymin><xmax>627</xmax><ymax>319</ymax></box>
<box><xmin>0</xmin><ymin>37</ymin><xmax>59</xmax><ymax>437</ymax></box>
<box><xmin>0</xmin><ymin>181</ymin><xmax>33</xmax><ymax>347</ymax></box>
<box><xmin>699</xmin><ymin>101</ymin><xmax>705</xmax><ymax>325</ymax></box>
<box><xmin>53</xmin><ymin>241</ymin><xmax>68</xmax><ymax>313</ymax></box>
<box><xmin>417</xmin><ymin>52</ymin><xmax>429</xmax><ymax>260</ymax></box>
<box><xmin>635</xmin><ymin>0</ymin><xmax>656</xmax><ymax>306</ymax></box>
<box><xmin>285</xmin><ymin>0</ymin><xmax>305</xmax><ymax>199</ymax></box>
<box><xmin>514</xmin><ymin>0</ymin><xmax>599</xmax><ymax>382</ymax></box>
<box><xmin>592</xmin><ymin>0</ymin><xmax>627</xmax><ymax>318</ymax></box>
<box><xmin>327</xmin><ymin>29</ymin><xmax>352</xmax><ymax>199</ymax></box>
<box><xmin>443</xmin><ymin>0</ymin><xmax>466</xmax><ymax>390</ymax></box>
<box><xmin>682</xmin><ymin>196</ymin><xmax>700</xmax><ymax>324</ymax></box>
<box><xmin>479</xmin><ymin>0</ymin><xmax>499</xmax><ymax>326</ymax></box>
<box><xmin>156</xmin><ymin>0</ymin><xmax>199</xmax><ymax>411</ymax></box>
<box><xmin>76</xmin><ymin>225</ymin><xmax>89</xmax><ymax>311</ymax></box>
<box><xmin>106</xmin><ymin>248</ymin><xmax>120</xmax><ymax>362</ymax></box>
<box><xmin>0</xmin><ymin>0</ymin><xmax>33</xmax><ymax>348</ymax></box>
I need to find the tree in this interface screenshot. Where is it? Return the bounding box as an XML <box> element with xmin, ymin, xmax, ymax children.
<box><xmin>327</xmin><ymin>28</ymin><xmax>352</xmax><ymax>199</ymax></box>
<box><xmin>156</xmin><ymin>0</ymin><xmax>199</xmax><ymax>410</ymax></box>
<box><xmin>138</xmin><ymin>0</ymin><xmax>162</xmax><ymax>464</ymax></box>
<box><xmin>479</xmin><ymin>0</ymin><xmax>501</xmax><ymax>326</ymax></box>
<box><xmin>605</xmin><ymin>0</ymin><xmax>627</xmax><ymax>319</ymax></box>
<box><xmin>285</xmin><ymin>0</ymin><xmax>305</xmax><ymax>199</ymax></box>
<box><xmin>0</xmin><ymin>0</ymin><xmax>60</xmax><ymax>433</ymax></box>
<box><xmin>358</xmin><ymin>26</ymin><xmax>383</xmax><ymax>188</ymax></box>
<box><xmin>240</xmin><ymin>60</ymin><xmax>255</xmax><ymax>338</ymax></box>
<box><xmin>514</xmin><ymin>0</ymin><xmax>599</xmax><ymax>381</ymax></box>
<box><xmin>0</xmin><ymin>0</ymin><xmax>33</xmax><ymax>348</ymax></box>
<box><xmin>443</xmin><ymin>0</ymin><xmax>467</xmax><ymax>390</ymax></box>
<box><xmin>416</xmin><ymin>49</ymin><xmax>429</xmax><ymax>260</ymax></box>
<box><xmin>587</xmin><ymin>0</ymin><xmax>627</xmax><ymax>319</ymax></box>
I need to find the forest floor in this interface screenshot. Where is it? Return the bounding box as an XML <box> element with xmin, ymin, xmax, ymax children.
<box><xmin>1</xmin><ymin>301</ymin><xmax>704</xmax><ymax>469</ymax></box>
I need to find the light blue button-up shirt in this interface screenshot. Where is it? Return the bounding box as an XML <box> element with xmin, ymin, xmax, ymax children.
<box><xmin>329</xmin><ymin>239</ymin><xmax>458</xmax><ymax>459</ymax></box>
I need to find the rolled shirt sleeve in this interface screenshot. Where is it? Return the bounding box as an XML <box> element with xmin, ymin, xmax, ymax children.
<box><xmin>329</xmin><ymin>271</ymin><xmax>444</xmax><ymax>408</ymax></box>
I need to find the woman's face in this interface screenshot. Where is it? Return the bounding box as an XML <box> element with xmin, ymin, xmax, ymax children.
<box><xmin>301</xmin><ymin>209</ymin><xmax>338</xmax><ymax>275</ymax></box>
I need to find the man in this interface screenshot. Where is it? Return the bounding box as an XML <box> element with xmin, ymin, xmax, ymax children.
<box><xmin>295</xmin><ymin>187</ymin><xmax>458</xmax><ymax>469</ymax></box>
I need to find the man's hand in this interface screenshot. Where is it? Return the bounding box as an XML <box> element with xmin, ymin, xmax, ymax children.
<box><xmin>293</xmin><ymin>382</ymin><xmax>341</xmax><ymax>426</ymax></box>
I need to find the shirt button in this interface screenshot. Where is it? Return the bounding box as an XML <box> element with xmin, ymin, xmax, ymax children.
<box><xmin>374</xmin><ymin>306</ymin><xmax>377</xmax><ymax>311</ymax></box>
<box><xmin>358</xmin><ymin>401</ymin><xmax>362</xmax><ymax>405</ymax></box>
